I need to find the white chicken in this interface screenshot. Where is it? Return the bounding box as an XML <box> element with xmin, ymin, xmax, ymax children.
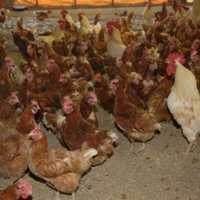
<box><xmin>78</xmin><ymin>12</ymin><xmax>92</xmax><ymax>34</ymax></box>
<box><xmin>105</xmin><ymin>20</ymin><xmax>126</xmax><ymax>59</ymax></box>
<box><xmin>78</xmin><ymin>12</ymin><xmax>102</xmax><ymax>35</ymax></box>
<box><xmin>143</xmin><ymin>0</ymin><xmax>154</xmax><ymax>25</ymax></box>
<box><xmin>167</xmin><ymin>61</ymin><xmax>200</xmax><ymax>153</ymax></box>
<box><xmin>65</xmin><ymin>12</ymin><xmax>75</xmax><ymax>27</ymax></box>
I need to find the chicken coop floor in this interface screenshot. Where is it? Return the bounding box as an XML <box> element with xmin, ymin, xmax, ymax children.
<box><xmin>0</xmin><ymin>106</ymin><xmax>200</xmax><ymax>200</ymax></box>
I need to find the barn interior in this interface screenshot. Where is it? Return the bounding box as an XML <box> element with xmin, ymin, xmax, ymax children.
<box><xmin>0</xmin><ymin>1</ymin><xmax>200</xmax><ymax>200</ymax></box>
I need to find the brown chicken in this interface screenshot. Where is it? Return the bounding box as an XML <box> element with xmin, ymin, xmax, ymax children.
<box><xmin>0</xmin><ymin>57</ymin><xmax>18</xmax><ymax>91</ymax></box>
<box><xmin>0</xmin><ymin>9</ymin><xmax>6</xmax><ymax>24</ymax></box>
<box><xmin>0</xmin><ymin>124</ymin><xmax>29</xmax><ymax>179</ymax></box>
<box><xmin>74</xmin><ymin>57</ymin><xmax>94</xmax><ymax>81</ymax></box>
<box><xmin>27</xmin><ymin>127</ymin><xmax>97</xmax><ymax>199</ymax></box>
<box><xmin>125</xmin><ymin>72</ymin><xmax>147</xmax><ymax>109</ymax></box>
<box><xmin>94</xmin><ymin>73</ymin><xmax>115</xmax><ymax>113</ymax></box>
<box><xmin>155</xmin><ymin>2</ymin><xmax>168</xmax><ymax>22</ymax></box>
<box><xmin>114</xmin><ymin>80</ymin><xmax>160</xmax><ymax>145</ymax></box>
<box><xmin>0</xmin><ymin>37</ymin><xmax>6</xmax><ymax>66</ymax></box>
<box><xmin>12</xmin><ymin>18</ymin><xmax>34</xmax><ymax>59</ymax></box>
<box><xmin>0</xmin><ymin>179</ymin><xmax>32</xmax><ymax>200</ymax></box>
<box><xmin>80</xmin><ymin>90</ymin><xmax>98</xmax><ymax>127</ymax></box>
<box><xmin>16</xmin><ymin>100</ymin><xmax>41</xmax><ymax>135</ymax></box>
<box><xmin>147</xmin><ymin>77</ymin><xmax>173</xmax><ymax>122</ymax></box>
<box><xmin>58</xmin><ymin>96</ymin><xmax>118</xmax><ymax>165</ymax></box>
<box><xmin>0</xmin><ymin>91</ymin><xmax>20</xmax><ymax>125</ymax></box>
<box><xmin>52</xmin><ymin>38</ymin><xmax>69</xmax><ymax>57</ymax></box>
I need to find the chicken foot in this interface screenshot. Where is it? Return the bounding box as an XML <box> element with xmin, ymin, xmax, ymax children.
<box><xmin>128</xmin><ymin>136</ymin><xmax>146</xmax><ymax>155</ymax></box>
<box><xmin>185</xmin><ymin>141</ymin><xmax>196</xmax><ymax>155</ymax></box>
<box><xmin>136</xmin><ymin>142</ymin><xmax>146</xmax><ymax>154</ymax></box>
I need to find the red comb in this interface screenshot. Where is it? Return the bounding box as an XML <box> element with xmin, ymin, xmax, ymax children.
<box><xmin>166</xmin><ymin>52</ymin><xmax>185</xmax><ymax>65</ymax></box>
<box><xmin>166</xmin><ymin>52</ymin><xmax>186</xmax><ymax>76</ymax></box>
<box><xmin>106</xmin><ymin>20</ymin><xmax>121</xmax><ymax>29</ymax></box>
<box><xmin>95</xmin><ymin>73</ymin><xmax>102</xmax><ymax>81</ymax></box>
<box><xmin>17</xmin><ymin>179</ymin><xmax>32</xmax><ymax>199</ymax></box>
<box><xmin>106</xmin><ymin>20</ymin><xmax>121</xmax><ymax>35</ymax></box>
<box><xmin>79</xmin><ymin>12</ymin><xmax>85</xmax><ymax>17</ymax></box>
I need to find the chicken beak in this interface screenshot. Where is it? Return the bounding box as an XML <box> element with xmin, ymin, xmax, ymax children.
<box><xmin>154</xmin><ymin>123</ymin><xmax>161</xmax><ymax>131</ymax></box>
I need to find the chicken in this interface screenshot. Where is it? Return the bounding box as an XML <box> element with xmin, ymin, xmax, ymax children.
<box><xmin>0</xmin><ymin>9</ymin><xmax>6</xmax><ymax>24</ymax></box>
<box><xmin>57</xmin><ymin>9</ymin><xmax>76</xmax><ymax>32</ymax></box>
<box><xmin>0</xmin><ymin>57</ymin><xmax>17</xmax><ymax>91</ymax></box>
<box><xmin>77</xmin><ymin>12</ymin><xmax>102</xmax><ymax>35</ymax></box>
<box><xmin>0</xmin><ymin>125</ymin><xmax>29</xmax><ymax>179</ymax></box>
<box><xmin>93</xmin><ymin>13</ymin><xmax>102</xmax><ymax>35</ymax></box>
<box><xmin>171</xmin><ymin>0</ymin><xmax>189</xmax><ymax>16</ymax></box>
<box><xmin>73</xmin><ymin>56</ymin><xmax>94</xmax><ymax>81</ymax></box>
<box><xmin>92</xmin><ymin>28</ymin><xmax>107</xmax><ymax>55</ymax></box>
<box><xmin>64</xmin><ymin>10</ymin><xmax>75</xmax><ymax>27</ymax></box>
<box><xmin>94</xmin><ymin>73</ymin><xmax>116</xmax><ymax>113</ymax></box>
<box><xmin>1</xmin><ymin>56</ymin><xmax>25</xmax><ymax>88</ymax></box>
<box><xmin>52</xmin><ymin>38</ymin><xmax>69</xmax><ymax>56</ymax></box>
<box><xmin>0</xmin><ymin>37</ymin><xmax>6</xmax><ymax>66</ymax></box>
<box><xmin>0</xmin><ymin>179</ymin><xmax>32</xmax><ymax>200</ymax></box>
<box><xmin>78</xmin><ymin>12</ymin><xmax>92</xmax><ymax>35</ymax></box>
<box><xmin>125</xmin><ymin>72</ymin><xmax>147</xmax><ymax>109</ymax></box>
<box><xmin>167</xmin><ymin>61</ymin><xmax>200</xmax><ymax>153</ymax></box>
<box><xmin>80</xmin><ymin>90</ymin><xmax>98</xmax><ymax>127</ymax></box>
<box><xmin>114</xmin><ymin>80</ymin><xmax>160</xmax><ymax>147</ymax></box>
<box><xmin>58</xmin><ymin>96</ymin><xmax>118</xmax><ymax>165</ymax></box>
<box><xmin>147</xmin><ymin>77</ymin><xmax>173</xmax><ymax>122</ymax></box>
<box><xmin>12</xmin><ymin>18</ymin><xmax>34</xmax><ymax>59</ymax></box>
<box><xmin>155</xmin><ymin>2</ymin><xmax>168</xmax><ymax>22</ymax></box>
<box><xmin>143</xmin><ymin>0</ymin><xmax>154</xmax><ymax>25</ymax></box>
<box><xmin>16</xmin><ymin>100</ymin><xmax>41</xmax><ymax>135</ymax></box>
<box><xmin>0</xmin><ymin>91</ymin><xmax>21</xmax><ymax>124</ymax></box>
<box><xmin>105</xmin><ymin>20</ymin><xmax>126</xmax><ymax>58</ymax></box>
<box><xmin>27</xmin><ymin>127</ymin><xmax>97</xmax><ymax>199</ymax></box>
<box><xmin>58</xmin><ymin>73</ymin><xmax>74</xmax><ymax>99</ymax></box>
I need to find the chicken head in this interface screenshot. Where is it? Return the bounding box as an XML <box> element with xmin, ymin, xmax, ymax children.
<box><xmin>166</xmin><ymin>52</ymin><xmax>186</xmax><ymax>76</ymax></box>
<box><xmin>28</xmin><ymin>127</ymin><xmax>43</xmax><ymax>142</ymax></box>
<box><xmin>15</xmin><ymin>179</ymin><xmax>32</xmax><ymax>199</ymax></box>
<box><xmin>85</xmin><ymin>92</ymin><xmax>98</xmax><ymax>106</ymax></box>
<box><xmin>63</xmin><ymin>96</ymin><xmax>74</xmax><ymax>114</ymax></box>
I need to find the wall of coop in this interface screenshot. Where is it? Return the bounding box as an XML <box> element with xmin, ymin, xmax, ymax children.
<box><xmin>14</xmin><ymin>0</ymin><xmax>168</xmax><ymax>7</ymax></box>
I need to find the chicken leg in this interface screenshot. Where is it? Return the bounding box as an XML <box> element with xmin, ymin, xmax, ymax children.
<box><xmin>185</xmin><ymin>141</ymin><xmax>196</xmax><ymax>155</ymax></box>
<box><xmin>54</xmin><ymin>191</ymin><xmax>61</xmax><ymax>200</ymax></box>
<box><xmin>136</xmin><ymin>142</ymin><xmax>146</xmax><ymax>154</ymax></box>
<box><xmin>72</xmin><ymin>192</ymin><xmax>76</xmax><ymax>200</ymax></box>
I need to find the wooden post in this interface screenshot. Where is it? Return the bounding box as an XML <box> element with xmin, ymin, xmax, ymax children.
<box><xmin>74</xmin><ymin>0</ymin><xmax>77</xmax><ymax>7</ymax></box>
<box><xmin>111</xmin><ymin>0</ymin><xmax>114</xmax><ymax>6</ymax></box>
<box><xmin>36</xmin><ymin>0</ymin><xmax>39</xmax><ymax>6</ymax></box>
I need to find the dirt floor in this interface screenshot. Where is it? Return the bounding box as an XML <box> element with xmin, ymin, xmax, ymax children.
<box><xmin>0</xmin><ymin>106</ymin><xmax>200</xmax><ymax>200</ymax></box>
<box><xmin>1</xmin><ymin>6</ymin><xmax>200</xmax><ymax>200</ymax></box>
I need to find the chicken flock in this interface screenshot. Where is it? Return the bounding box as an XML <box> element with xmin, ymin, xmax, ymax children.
<box><xmin>0</xmin><ymin>1</ymin><xmax>200</xmax><ymax>199</ymax></box>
